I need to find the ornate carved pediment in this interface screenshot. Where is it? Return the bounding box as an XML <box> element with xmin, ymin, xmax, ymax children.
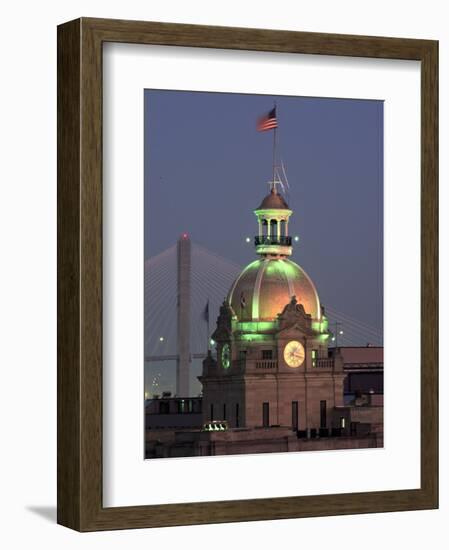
<box><xmin>277</xmin><ymin>295</ymin><xmax>312</xmax><ymax>332</ymax></box>
<box><xmin>211</xmin><ymin>300</ymin><xmax>234</xmax><ymax>342</ymax></box>
<box><xmin>277</xmin><ymin>296</ymin><xmax>313</xmax><ymax>336</ymax></box>
<box><xmin>211</xmin><ymin>325</ymin><xmax>232</xmax><ymax>341</ymax></box>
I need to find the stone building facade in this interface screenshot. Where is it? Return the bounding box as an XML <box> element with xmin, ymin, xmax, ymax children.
<box><xmin>199</xmin><ymin>186</ymin><xmax>383</xmax><ymax>446</ymax></box>
<box><xmin>200</xmin><ymin>297</ymin><xmax>348</xmax><ymax>433</ymax></box>
<box><xmin>145</xmin><ymin>185</ymin><xmax>383</xmax><ymax>458</ymax></box>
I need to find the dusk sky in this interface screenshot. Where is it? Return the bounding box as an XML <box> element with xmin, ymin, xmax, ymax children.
<box><xmin>144</xmin><ymin>89</ymin><xmax>384</xmax><ymax>336</ymax></box>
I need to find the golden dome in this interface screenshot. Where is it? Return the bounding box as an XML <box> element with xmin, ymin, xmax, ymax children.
<box><xmin>228</xmin><ymin>258</ymin><xmax>321</xmax><ymax>322</ymax></box>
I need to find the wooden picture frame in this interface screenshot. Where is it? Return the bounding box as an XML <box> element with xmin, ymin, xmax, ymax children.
<box><xmin>57</xmin><ymin>17</ymin><xmax>438</xmax><ymax>531</ymax></box>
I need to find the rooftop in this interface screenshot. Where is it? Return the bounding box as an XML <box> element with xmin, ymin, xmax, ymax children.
<box><xmin>257</xmin><ymin>189</ymin><xmax>289</xmax><ymax>210</ymax></box>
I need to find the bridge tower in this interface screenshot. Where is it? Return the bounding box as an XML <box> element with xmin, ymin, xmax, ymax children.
<box><xmin>176</xmin><ymin>234</ymin><xmax>191</xmax><ymax>396</ymax></box>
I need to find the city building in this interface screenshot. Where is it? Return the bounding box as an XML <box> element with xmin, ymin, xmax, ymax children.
<box><xmin>145</xmin><ymin>183</ymin><xmax>383</xmax><ymax>458</ymax></box>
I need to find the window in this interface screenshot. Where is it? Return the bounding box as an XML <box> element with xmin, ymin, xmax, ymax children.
<box><xmin>235</xmin><ymin>403</ymin><xmax>240</xmax><ymax>428</ymax></box>
<box><xmin>292</xmin><ymin>401</ymin><xmax>299</xmax><ymax>430</ymax></box>
<box><xmin>320</xmin><ymin>400</ymin><xmax>327</xmax><ymax>428</ymax></box>
<box><xmin>263</xmin><ymin>402</ymin><xmax>270</xmax><ymax>427</ymax></box>
<box><xmin>262</xmin><ymin>349</ymin><xmax>273</xmax><ymax>360</ymax></box>
<box><xmin>210</xmin><ymin>403</ymin><xmax>214</xmax><ymax>421</ymax></box>
<box><xmin>223</xmin><ymin>403</ymin><xmax>227</xmax><ymax>420</ymax></box>
<box><xmin>262</xmin><ymin>219</ymin><xmax>268</xmax><ymax>236</ymax></box>
<box><xmin>280</xmin><ymin>219</ymin><xmax>286</xmax><ymax>237</ymax></box>
<box><xmin>340</xmin><ymin>417</ymin><xmax>346</xmax><ymax>429</ymax></box>
<box><xmin>312</xmin><ymin>349</ymin><xmax>317</xmax><ymax>368</ymax></box>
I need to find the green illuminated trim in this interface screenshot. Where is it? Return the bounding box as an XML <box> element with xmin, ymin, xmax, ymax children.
<box><xmin>254</xmin><ymin>208</ymin><xmax>292</xmax><ymax>218</ymax></box>
<box><xmin>252</xmin><ymin>259</ymin><xmax>267</xmax><ymax>319</ymax></box>
<box><xmin>221</xmin><ymin>343</ymin><xmax>230</xmax><ymax>369</ymax></box>
<box><xmin>255</xmin><ymin>244</ymin><xmax>292</xmax><ymax>256</ymax></box>
<box><xmin>279</xmin><ymin>260</ymin><xmax>299</xmax><ymax>277</ymax></box>
<box><xmin>237</xmin><ymin>321</ymin><xmax>277</xmax><ymax>332</ymax></box>
<box><xmin>227</xmin><ymin>259</ymin><xmax>260</xmax><ymax>305</ymax></box>
<box><xmin>279</xmin><ymin>259</ymin><xmax>295</xmax><ymax>298</ymax></box>
<box><xmin>239</xmin><ymin>334</ymin><xmax>271</xmax><ymax>342</ymax></box>
<box><xmin>312</xmin><ymin>317</ymin><xmax>329</xmax><ymax>334</ymax></box>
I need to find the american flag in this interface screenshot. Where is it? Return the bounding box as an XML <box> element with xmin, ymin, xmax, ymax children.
<box><xmin>257</xmin><ymin>107</ymin><xmax>277</xmax><ymax>132</ymax></box>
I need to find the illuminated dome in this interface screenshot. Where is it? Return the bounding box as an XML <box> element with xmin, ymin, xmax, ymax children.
<box><xmin>228</xmin><ymin>257</ymin><xmax>321</xmax><ymax>322</ymax></box>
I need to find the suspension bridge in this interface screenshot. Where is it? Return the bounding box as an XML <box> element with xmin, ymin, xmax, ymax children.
<box><xmin>144</xmin><ymin>236</ymin><xmax>383</xmax><ymax>397</ymax></box>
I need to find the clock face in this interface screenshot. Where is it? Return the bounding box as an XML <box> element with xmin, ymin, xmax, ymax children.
<box><xmin>221</xmin><ymin>343</ymin><xmax>231</xmax><ymax>369</ymax></box>
<box><xmin>284</xmin><ymin>340</ymin><xmax>305</xmax><ymax>368</ymax></box>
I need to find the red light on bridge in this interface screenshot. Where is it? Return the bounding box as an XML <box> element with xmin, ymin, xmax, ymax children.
<box><xmin>182</xmin><ymin>232</ymin><xmax>189</xmax><ymax>239</ymax></box>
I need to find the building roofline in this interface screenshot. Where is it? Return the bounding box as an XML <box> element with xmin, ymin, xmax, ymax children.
<box><xmin>332</xmin><ymin>346</ymin><xmax>383</xmax><ymax>349</ymax></box>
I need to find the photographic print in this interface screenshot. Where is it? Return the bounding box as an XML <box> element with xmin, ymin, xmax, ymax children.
<box><xmin>57</xmin><ymin>19</ymin><xmax>438</xmax><ymax>530</ymax></box>
<box><xmin>144</xmin><ymin>90</ymin><xmax>384</xmax><ymax>459</ymax></box>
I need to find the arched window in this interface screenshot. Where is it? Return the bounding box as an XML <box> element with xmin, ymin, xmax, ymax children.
<box><xmin>270</xmin><ymin>219</ymin><xmax>277</xmax><ymax>240</ymax></box>
<box><xmin>262</xmin><ymin>219</ymin><xmax>268</xmax><ymax>237</ymax></box>
<box><xmin>280</xmin><ymin>219</ymin><xmax>286</xmax><ymax>237</ymax></box>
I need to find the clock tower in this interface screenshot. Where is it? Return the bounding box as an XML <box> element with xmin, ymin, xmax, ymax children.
<box><xmin>200</xmin><ymin>185</ymin><xmax>345</xmax><ymax>433</ymax></box>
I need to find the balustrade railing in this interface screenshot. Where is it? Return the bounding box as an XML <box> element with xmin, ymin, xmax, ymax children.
<box><xmin>254</xmin><ymin>236</ymin><xmax>292</xmax><ymax>246</ymax></box>
<box><xmin>315</xmin><ymin>358</ymin><xmax>334</xmax><ymax>369</ymax></box>
<box><xmin>255</xmin><ymin>360</ymin><xmax>278</xmax><ymax>369</ymax></box>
